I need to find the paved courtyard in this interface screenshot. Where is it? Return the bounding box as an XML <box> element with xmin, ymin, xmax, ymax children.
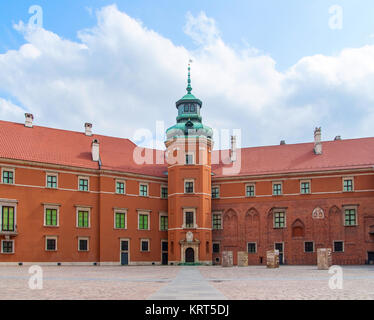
<box><xmin>0</xmin><ymin>265</ymin><xmax>374</xmax><ymax>300</ymax></box>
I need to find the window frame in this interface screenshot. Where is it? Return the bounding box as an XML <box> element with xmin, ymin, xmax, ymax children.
<box><xmin>1</xmin><ymin>168</ymin><xmax>15</xmax><ymax>185</ymax></box>
<box><xmin>212</xmin><ymin>186</ymin><xmax>220</xmax><ymax>199</ymax></box>
<box><xmin>115</xmin><ymin>180</ymin><xmax>126</xmax><ymax>195</ymax></box>
<box><xmin>78</xmin><ymin>176</ymin><xmax>90</xmax><ymax>192</ymax></box>
<box><xmin>46</xmin><ymin>172</ymin><xmax>58</xmax><ymax>189</ymax></box>
<box><xmin>159</xmin><ymin>212</ymin><xmax>168</xmax><ymax>231</ymax></box>
<box><xmin>44</xmin><ymin>205</ymin><xmax>60</xmax><ymax>227</ymax></box>
<box><xmin>184</xmin><ymin>179</ymin><xmax>195</xmax><ymax>194</ymax></box>
<box><xmin>272</xmin><ymin>182</ymin><xmax>283</xmax><ymax>196</ymax></box>
<box><xmin>45</xmin><ymin>236</ymin><xmax>58</xmax><ymax>251</ymax></box>
<box><xmin>212</xmin><ymin>242</ymin><xmax>220</xmax><ymax>254</ymax></box>
<box><xmin>160</xmin><ymin>185</ymin><xmax>168</xmax><ymax>199</ymax></box>
<box><xmin>76</xmin><ymin>207</ymin><xmax>91</xmax><ymax>229</ymax></box>
<box><xmin>114</xmin><ymin>210</ymin><xmax>127</xmax><ymax>230</ymax></box>
<box><xmin>343</xmin><ymin>177</ymin><xmax>354</xmax><ymax>192</ymax></box>
<box><xmin>183</xmin><ymin>208</ymin><xmax>197</xmax><ymax>229</ymax></box>
<box><xmin>343</xmin><ymin>206</ymin><xmax>358</xmax><ymax>227</ymax></box>
<box><xmin>140</xmin><ymin>239</ymin><xmax>150</xmax><ymax>252</ymax></box>
<box><xmin>139</xmin><ymin>183</ymin><xmax>149</xmax><ymax>197</ymax></box>
<box><xmin>212</xmin><ymin>212</ymin><xmax>222</xmax><ymax>230</ymax></box>
<box><xmin>138</xmin><ymin>211</ymin><xmax>150</xmax><ymax>230</ymax></box>
<box><xmin>300</xmin><ymin>180</ymin><xmax>311</xmax><ymax>194</ymax></box>
<box><xmin>273</xmin><ymin>211</ymin><xmax>286</xmax><ymax>229</ymax></box>
<box><xmin>1</xmin><ymin>240</ymin><xmax>14</xmax><ymax>254</ymax></box>
<box><xmin>78</xmin><ymin>237</ymin><xmax>89</xmax><ymax>252</ymax></box>
<box><xmin>247</xmin><ymin>242</ymin><xmax>257</xmax><ymax>254</ymax></box>
<box><xmin>245</xmin><ymin>183</ymin><xmax>256</xmax><ymax>197</ymax></box>
<box><xmin>1</xmin><ymin>205</ymin><xmax>16</xmax><ymax>232</ymax></box>
<box><xmin>333</xmin><ymin>240</ymin><xmax>344</xmax><ymax>253</ymax></box>
<box><xmin>304</xmin><ymin>241</ymin><xmax>314</xmax><ymax>253</ymax></box>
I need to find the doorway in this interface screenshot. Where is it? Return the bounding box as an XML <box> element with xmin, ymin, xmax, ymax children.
<box><xmin>185</xmin><ymin>247</ymin><xmax>195</xmax><ymax>263</ymax></box>
<box><xmin>368</xmin><ymin>252</ymin><xmax>374</xmax><ymax>264</ymax></box>
<box><xmin>120</xmin><ymin>240</ymin><xmax>129</xmax><ymax>265</ymax></box>
<box><xmin>275</xmin><ymin>242</ymin><xmax>284</xmax><ymax>265</ymax></box>
<box><xmin>161</xmin><ymin>240</ymin><xmax>168</xmax><ymax>265</ymax></box>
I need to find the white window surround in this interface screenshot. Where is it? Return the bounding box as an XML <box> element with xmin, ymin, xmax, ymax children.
<box><xmin>78</xmin><ymin>176</ymin><xmax>90</xmax><ymax>191</ymax></box>
<box><xmin>43</xmin><ymin>205</ymin><xmax>60</xmax><ymax>227</ymax></box>
<box><xmin>140</xmin><ymin>239</ymin><xmax>150</xmax><ymax>252</ymax></box>
<box><xmin>78</xmin><ymin>237</ymin><xmax>90</xmax><ymax>252</ymax></box>
<box><xmin>343</xmin><ymin>205</ymin><xmax>358</xmax><ymax>226</ymax></box>
<box><xmin>159</xmin><ymin>212</ymin><xmax>168</xmax><ymax>231</ymax></box>
<box><xmin>342</xmin><ymin>177</ymin><xmax>354</xmax><ymax>192</ymax></box>
<box><xmin>247</xmin><ymin>242</ymin><xmax>257</xmax><ymax>253</ymax></box>
<box><xmin>0</xmin><ymin>200</ymin><xmax>17</xmax><ymax>232</ymax></box>
<box><xmin>300</xmin><ymin>180</ymin><xmax>311</xmax><ymax>194</ymax></box>
<box><xmin>45</xmin><ymin>236</ymin><xmax>58</xmax><ymax>251</ymax></box>
<box><xmin>184</xmin><ymin>179</ymin><xmax>195</xmax><ymax>194</ymax></box>
<box><xmin>304</xmin><ymin>241</ymin><xmax>315</xmax><ymax>253</ymax></box>
<box><xmin>45</xmin><ymin>172</ymin><xmax>58</xmax><ymax>189</ymax></box>
<box><xmin>160</xmin><ymin>185</ymin><xmax>168</xmax><ymax>198</ymax></box>
<box><xmin>115</xmin><ymin>179</ymin><xmax>126</xmax><ymax>194</ymax></box>
<box><xmin>212</xmin><ymin>212</ymin><xmax>223</xmax><ymax>230</ymax></box>
<box><xmin>273</xmin><ymin>210</ymin><xmax>286</xmax><ymax>229</ymax></box>
<box><xmin>114</xmin><ymin>210</ymin><xmax>127</xmax><ymax>229</ymax></box>
<box><xmin>1</xmin><ymin>239</ymin><xmax>15</xmax><ymax>254</ymax></box>
<box><xmin>212</xmin><ymin>185</ymin><xmax>220</xmax><ymax>198</ymax></box>
<box><xmin>333</xmin><ymin>240</ymin><xmax>344</xmax><ymax>252</ymax></box>
<box><xmin>182</xmin><ymin>208</ymin><xmax>197</xmax><ymax>229</ymax></box>
<box><xmin>139</xmin><ymin>182</ymin><xmax>149</xmax><ymax>197</ymax></box>
<box><xmin>76</xmin><ymin>207</ymin><xmax>91</xmax><ymax>228</ymax></box>
<box><xmin>1</xmin><ymin>167</ymin><xmax>15</xmax><ymax>184</ymax></box>
<box><xmin>137</xmin><ymin>211</ymin><xmax>151</xmax><ymax>230</ymax></box>
<box><xmin>245</xmin><ymin>183</ymin><xmax>256</xmax><ymax>197</ymax></box>
<box><xmin>272</xmin><ymin>181</ymin><xmax>283</xmax><ymax>195</ymax></box>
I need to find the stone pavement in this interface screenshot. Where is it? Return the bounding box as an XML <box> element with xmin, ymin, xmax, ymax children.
<box><xmin>148</xmin><ymin>267</ymin><xmax>227</xmax><ymax>300</ymax></box>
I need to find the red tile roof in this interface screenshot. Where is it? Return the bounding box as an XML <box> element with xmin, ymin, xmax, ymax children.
<box><xmin>1</xmin><ymin>120</ymin><xmax>373</xmax><ymax>178</ymax></box>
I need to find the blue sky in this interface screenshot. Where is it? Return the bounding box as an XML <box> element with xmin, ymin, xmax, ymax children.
<box><xmin>0</xmin><ymin>1</ymin><xmax>374</xmax><ymax>148</ymax></box>
<box><xmin>1</xmin><ymin>0</ymin><xmax>374</xmax><ymax>70</ymax></box>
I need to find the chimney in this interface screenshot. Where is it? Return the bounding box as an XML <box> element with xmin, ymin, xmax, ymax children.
<box><xmin>280</xmin><ymin>140</ymin><xmax>286</xmax><ymax>145</ymax></box>
<box><xmin>25</xmin><ymin>113</ymin><xmax>34</xmax><ymax>128</ymax></box>
<box><xmin>231</xmin><ymin>136</ymin><xmax>237</xmax><ymax>162</ymax></box>
<box><xmin>314</xmin><ymin>127</ymin><xmax>322</xmax><ymax>155</ymax></box>
<box><xmin>334</xmin><ymin>135</ymin><xmax>342</xmax><ymax>141</ymax></box>
<box><xmin>85</xmin><ymin>123</ymin><xmax>93</xmax><ymax>136</ymax></box>
<box><xmin>92</xmin><ymin>139</ymin><xmax>100</xmax><ymax>162</ymax></box>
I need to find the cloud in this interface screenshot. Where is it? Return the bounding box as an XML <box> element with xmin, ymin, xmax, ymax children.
<box><xmin>0</xmin><ymin>5</ymin><xmax>373</xmax><ymax>149</ymax></box>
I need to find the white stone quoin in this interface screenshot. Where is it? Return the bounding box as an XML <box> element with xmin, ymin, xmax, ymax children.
<box><xmin>314</xmin><ymin>127</ymin><xmax>322</xmax><ymax>155</ymax></box>
<box><xmin>25</xmin><ymin>113</ymin><xmax>34</xmax><ymax>128</ymax></box>
<box><xmin>85</xmin><ymin>123</ymin><xmax>93</xmax><ymax>136</ymax></box>
<box><xmin>92</xmin><ymin>139</ymin><xmax>100</xmax><ymax>162</ymax></box>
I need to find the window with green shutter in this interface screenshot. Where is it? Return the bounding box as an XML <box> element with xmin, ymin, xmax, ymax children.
<box><xmin>115</xmin><ymin>212</ymin><xmax>126</xmax><ymax>229</ymax></box>
<box><xmin>139</xmin><ymin>214</ymin><xmax>148</xmax><ymax>230</ymax></box>
<box><xmin>45</xmin><ymin>208</ymin><xmax>58</xmax><ymax>226</ymax></box>
<box><xmin>2</xmin><ymin>206</ymin><xmax>14</xmax><ymax>231</ymax></box>
<box><xmin>78</xmin><ymin>211</ymin><xmax>89</xmax><ymax>228</ymax></box>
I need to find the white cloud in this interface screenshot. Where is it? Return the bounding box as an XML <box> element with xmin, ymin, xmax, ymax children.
<box><xmin>0</xmin><ymin>5</ymin><xmax>373</xmax><ymax>149</ymax></box>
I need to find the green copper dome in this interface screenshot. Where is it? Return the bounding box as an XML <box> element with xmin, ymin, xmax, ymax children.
<box><xmin>166</xmin><ymin>63</ymin><xmax>213</xmax><ymax>140</ymax></box>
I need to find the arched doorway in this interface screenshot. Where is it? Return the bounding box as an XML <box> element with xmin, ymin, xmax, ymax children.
<box><xmin>185</xmin><ymin>247</ymin><xmax>195</xmax><ymax>263</ymax></box>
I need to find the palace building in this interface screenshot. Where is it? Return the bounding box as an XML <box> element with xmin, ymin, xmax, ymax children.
<box><xmin>1</xmin><ymin>66</ymin><xmax>374</xmax><ymax>266</ymax></box>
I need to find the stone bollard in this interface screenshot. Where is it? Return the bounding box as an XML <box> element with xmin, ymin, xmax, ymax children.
<box><xmin>237</xmin><ymin>251</ymin><xmax>248</xmax><ymax>267</ymax></box>
<box><xmin>222</xmin><ymin>251</ymin><xmax>233</xmax><ymax>267</ymax></box>
<box><xmin>317</xmin><ymin>248</ymin><xmax>332</xmax><ymax>270</ymax></box>
<box><xmin>266</xmin><ymin>250</ymin><xmax>280</xmax><ymax>268</ymax></box>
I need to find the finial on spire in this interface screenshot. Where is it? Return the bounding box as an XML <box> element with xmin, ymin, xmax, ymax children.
<box><xmin>187</xmin><ymin>59</ymin><xmax>193</xmax><ymax>94</ymax></box>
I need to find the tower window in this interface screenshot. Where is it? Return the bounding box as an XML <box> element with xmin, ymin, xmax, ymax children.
<box><xmin>185</xmin><ymin>180</ymin><xmax>194</xmax><ymax>193</ymax></box>
<box><xmin>190</xmin><ymin>104</ymin><xmax>196</xmax><ymax>112</ymax></box>
<box><xmin>185</xmin><ymin>211</ymin><xmax>194</xmax><ymax>228</ymax></box>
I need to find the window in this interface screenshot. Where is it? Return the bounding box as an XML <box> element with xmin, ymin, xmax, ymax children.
<box><xmin>45</xmin><ymin>208</ymin><xmax>58</xmax><ymax>227</ymax></box>
<box><xmin>139</xmin><ymin>184</ymin><xmax>148</xmax><ymax>197</ymax></box>
<box><xmin>185</xmin><ymin>153</ymin><xmax>194</xmax><ymax>165</ymax></box>
<box><xmin>141</xmin><ymin>240</ymin><xmax>149</xmax><ymax>252</ymax></box>
<box><xmin>139</xmin><ymin>214</ymin><xmax>149</xmax><ymax>230</ymax></box>
<box><xmin>160</xmin><ymin>215</ymin><xmax>168</xmax><ymax>231</ymax></box>
<box><xmin>121</xmin><ymin>240</ymin><xmax>129</xmax><ymax>251</ymax></box>
<box><xmin>184</xmin><ymin>104</ymin><xmax>189</xmax><ymax>113</ymax></box>
<box><xmin>300</xmin><ymin>181</ymin><xmax>310</xmax><ymax>194</ymax></box>
<box><xmin>46</xmin><ymin>174</ymin><xmax>58</xmax><ymax>189</ymax></box>
<box><xmin>1</xmin><ymin>240</ymin><xmax>14</xmax><ymax>253</ymax></box>
<box><xmin>78</xmin><ymin>238</ymin><xmax>89</xmax><ymax>251</ymax></box>
<box><xmin>162</xmin><ymin>241</ymin><xmax>168</xmax><ymax>252</ymax></box>
<box><xmin>79</xmin><ymin>177</ymin><xmax>89</xmax><ymax>191</ymax></box>
<box><xmin>115</xmin><ymin>212</ymin><xmax>126</xmax><ymax>229</ymax></box>
<box><xmin>343</xmin><ymin>178</ymin><xmax>354</xmax><ymax>192</ymax></box>
<box><xmin>213</xmin><ymin>243</ymin><xmax>220</xmax><ymax>253</ymax></box>
<box><xmin>212</xmin><ymin>213</ymin><xmax>222</xmax><ymax>230</ymax></box>
<box><xmin>334</xmin><ymin>241</ymin><xmax>344</xmax><ymax>252</ymax></box>
<box><xmin>46</xmin><ymin>237</ymin><xmax>57</xmax><ymax>251</ymax></box>
<box><xmin>161</xmin><ymin>187</ymin><xmax>168</xmax><ymax>199</ymax></box>
<box><xmin>248</xmin><ymin>242</ymin><xmax>257</xmax><ymax>253</ymax></box>
<box><xmin>246</xmin><ymin>184</ymin><xmax>255</xmax><ymax>197</ymax></box>
<box><xmin>344</xmin><ymin>208</ymin><xmax>357</xmax><ymax>226</ymax></box>
<box><xmin>77</xmin><ymin>210</ymin><xmax>90</xmax><ymax>228</ymax></box>
<box><xmin>304</xmin><ymin>242</ymin><xmax>314</xmax><ymax>252</ymax></box>
<box><xmin>1</xmin><ymin>206</ymin><xmax>15</xmax><ymax>232</ymax></box>
<box><xmin>2</xmin><ymin>169</ymin><xmax>14</xmax><ymax>184</ymax></box>
<box><xmin>274</xmin><ymin>211</ymin><xmax>286</xmax><ymax>228</ymax></box>
<box><xmin>273</xmin><ymin>183</ymin><xmax>282</xmax><ymax>196</ymax></box>
<box><xmin>185</xmin><ymin>180</ymin><xmax>194</xmax><ymax>193</ymax></box>
<box><xmin>116</xmin><ymin>181</ymin><xmax>125</xmax><ymax>194</ymax></box>
<box><xmin>185</xmin><ymin>211</ymin><xmax>194</xmax><ymax>228</ymax></box>
<box><xmin>212</xmin><ymin>186</ymin><xmax>220</xmax><ymax>199</ymax></box>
